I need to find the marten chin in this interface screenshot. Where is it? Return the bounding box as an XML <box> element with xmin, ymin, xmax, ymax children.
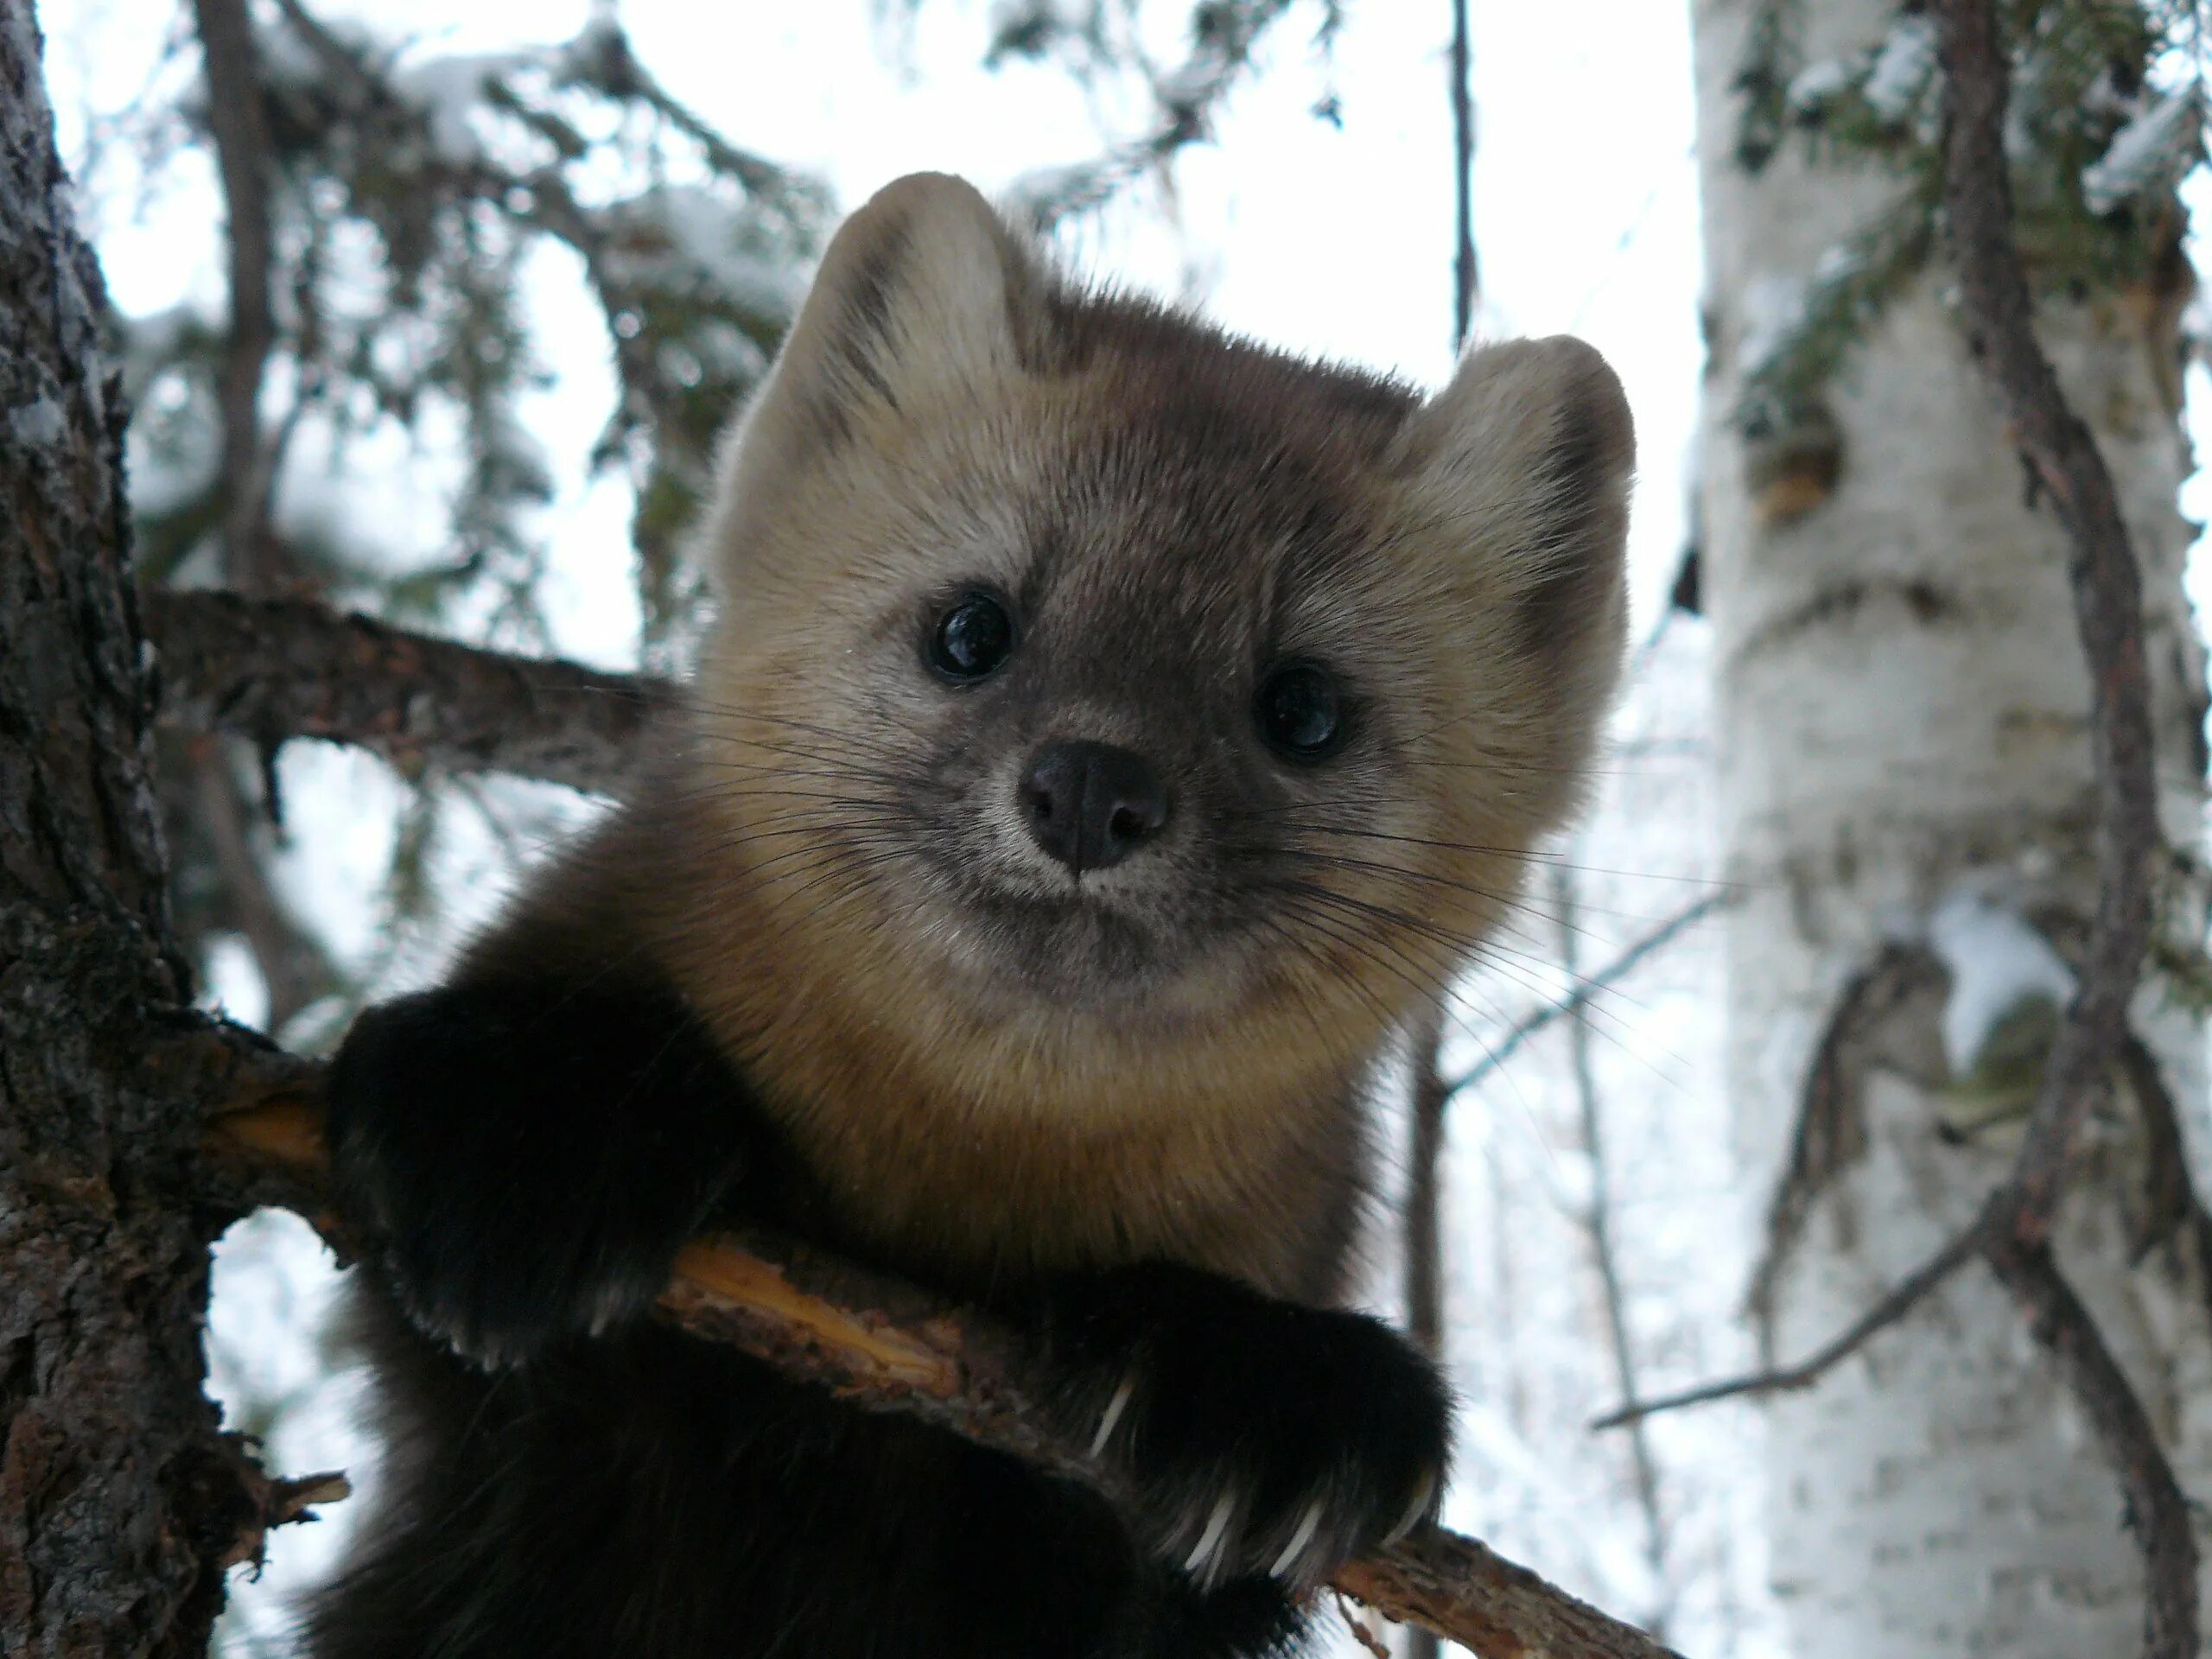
<box><xmin>308</xmin><ymin>171</ymin><xmax>1634</xmax><ymax>1659</ymax></box>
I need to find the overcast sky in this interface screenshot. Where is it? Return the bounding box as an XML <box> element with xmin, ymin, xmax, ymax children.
<box><xmin>45</xmin><ymin>0</ymin><xmax>1703</xmax><ymax>667</ymax></box>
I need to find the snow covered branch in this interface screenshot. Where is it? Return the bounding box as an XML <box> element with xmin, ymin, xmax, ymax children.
<box><xmin>197</xmin><ymin>1072</ymin><xmax>1685</xmax><ymax>1659</ymax></box>
<box><xmin>147</xmin><ymin>589</ymin><xmax>678</xmax><ymax>795</ymax></box>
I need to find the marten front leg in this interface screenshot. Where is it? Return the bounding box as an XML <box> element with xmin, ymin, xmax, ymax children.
<box><xmin>1038</xmin><ymin>1262</ymin><xmax>1450</xmax><ymax>1591</ymax></box>
<box><xmin>326</xmin><ymin>975</ymin><xmax>755</xmax><ymax>1369</ymax></box>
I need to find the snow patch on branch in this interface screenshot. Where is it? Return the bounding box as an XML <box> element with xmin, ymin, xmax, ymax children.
<box><xmin>1863</xmin><ymin>17</ymin><xmax>1936</xmax><ymax>124</ymax></box>
<box><xmin>2082</xmin><ymin>92</ymin><xmax>2198</xmax><ymax>218</ymax></box>
<box><xmin>1737</xmin><ymin>273</ymin><xmax>1806</xmax><ymax>382</ymax></box>
<box><xmin>596</xmin><ymin>187</ymin><xmax>804</xmax><ymax>320</ymax></box>
<box><xmin>1925</xmin><ymin>880</ymin><xmax>2076</xmax><ymax>1077</ymax></box>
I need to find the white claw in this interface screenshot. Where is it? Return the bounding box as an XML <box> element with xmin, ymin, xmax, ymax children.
<box><xmin>1386</xmin><ymin>1471</ymin><xmax>1438</xmax><ymax>1547</ymax></box>
<box><xmin>1184</xmin><ymin>1490</ymin><xmax>1237</xmax><ymax>1582</ymax></box>
<box><xmin>1090</xmin><ymin>1376</ymin><xmax>1135</xmax><ymax>1459</ymax></box>
<box><xmin>1268</xmin><ymin>1498</ymin><xmax>1326</xmax><ymax>1580</ymax></box>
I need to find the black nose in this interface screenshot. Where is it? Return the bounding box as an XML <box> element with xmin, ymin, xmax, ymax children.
<box><xmin>1019</xmin><ymin>741</ymin><xmax>1169</xmax><ymax>876</ymax></box>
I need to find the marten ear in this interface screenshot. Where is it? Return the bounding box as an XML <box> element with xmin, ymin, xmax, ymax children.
<box><xmin>1389</xmin><ymin>335</ymin><xmax>1635</xmax><ymax>697</ymax></box>
<box><xmin>734</xmin><ymin>174</ymin><xmax>1039</xmax><ymax>468</ymax></box>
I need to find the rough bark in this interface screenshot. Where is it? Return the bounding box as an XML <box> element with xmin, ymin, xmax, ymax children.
<box><xmin>1692</xmin><ymin>2</ymin><xmax>2212</xmax><ymax>1654</ymax></box>
<box><xmin>146</xmin><ymin>589</ymin><xmax>679</xmax><ymax>796</ymax></box>
<box><xmin>0</xmin><ymin>6</ymin><xmax>264</xmax><ymax>1652</ymax></box>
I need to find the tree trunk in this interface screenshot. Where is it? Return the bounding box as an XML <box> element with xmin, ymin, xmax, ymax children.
<box><xmin>1694</xmin><ymin>3</ymin><xmax>2212</xmax><ymax>1655</ymax></box>
<box><xmin>0</xmin><ymin>7</ymin><xmax>255</xmax><ymax>1653</ymax></box>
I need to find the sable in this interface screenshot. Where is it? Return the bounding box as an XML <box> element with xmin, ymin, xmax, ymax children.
<box><xmin>200</xmin><ymin>1077</ymin><xmax>1683</xmax><ymax>1659</ymax></box>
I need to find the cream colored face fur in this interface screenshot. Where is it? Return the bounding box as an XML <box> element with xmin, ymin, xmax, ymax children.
<box><xmin>682</xmin><ymin>174</ymin><xmax>1633</xmax><ymax>1121</ymax></box>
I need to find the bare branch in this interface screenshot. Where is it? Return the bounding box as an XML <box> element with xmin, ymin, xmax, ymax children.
<box><xmin>146</xmin><ymin>589</ymin><xmax>679</xmax><ymax>796</ymax></box>
<box><xmin>1932</xmin><ymin>12</ymin><xmax>2190</xmax><ymax>1650</ymax></box>
<box><xmin>1399</xmin><ymin>995</ymin><xmax>1450</xmax><ymax>1659</ymax></box>
<box><xmin>1445</xmin><ymin>894</ymin><xmax>1723</xmax><ymax>1098</ymax></box>
<box><xmin>1448</xmin><ymin>0</ymin><xmax>1477</xmax><ymax>353</ymax></box>
<box><xmin>188</xmin><ymin>743</ymin><xmax>337</xmax><ymax>1027</ymax></box>
<box><xmin>1934</xmin><ymin>0</ymin><xmax>2160</xmax><ymax>1245</ymax></box>
<box><xmin>1593</xmin><ymin>1224</ymin><xmax>1982</xmax><ymax>1432</ymax></box>
<box><xmin>1553</xmin><ymin>866</ymin><xmax>1669</xmax><ymax>1633</ymax></box>
<box><xmin>197</xmin><ymin>1072</ymin><xmax>1685</xmax><ymax>1659</ymax></box>
<box><xmin>191</xmin><ymin>0</ymin><xmax>282</xmax><ymax>591</ymax></box>
<box><xmin>1983</xmin><ymin>1238</ymin><xmax>2198</xmax><ymax>1659</ymax></box>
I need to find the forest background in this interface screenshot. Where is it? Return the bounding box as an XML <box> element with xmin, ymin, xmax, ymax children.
<box><xmin>14</xmin><ymin>0</ymin><xmax>2197</xmax><ymax>1656</ymax></box>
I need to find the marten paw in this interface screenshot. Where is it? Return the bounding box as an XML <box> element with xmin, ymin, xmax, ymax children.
<box><xmin>1040</xmin><ymin>1263</ymin><xmax>1449</xmax><ymax>1591</ymax></box>
<box><xmin>326</xmin><ymin>980</ymin><xmax>743</xmax><ymax>1369</ymax></box>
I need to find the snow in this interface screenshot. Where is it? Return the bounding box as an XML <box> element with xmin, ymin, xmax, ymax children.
<box><xmin>391</xmin><ymin>50</ymin><xmax>532</xmax><ymax>162</ymax></box>
<box><xmin>597</xmin><ymin>187</ymin><xmax>804</xmax><ymax>318</ymax></box>
<box><xmin>988</xmin><ymin>0</ymin><xmax>1092</xmax><ymax>33</ymax></box>
<box><xmin>1735</xmin><ymin>272</ymin><xmax>1805</xmax><ymax>379</ymax></box>
<box><xmin>1785</xmin><ymin>60</ymin><xmax>1852</xmax><ymax>112</ymax></box>
<box><xmin>10</xmin><ymin>397</ymin><xmax>64</xmax><ymax>448</ymax></box>
<box><xmin>1925</xmin><ymin>880</ymin><xmax>2076</xmax><ymax>1078</ymax></box>
<box><xmin>1862</xmin><ymin>16</ymin><xmax>1936</xmax><ymax>125</ymax></box>
<box><xmin>2082</xmin><ymin>91</ymin><xmax>2198</xmax><ymax>217</ymax></box>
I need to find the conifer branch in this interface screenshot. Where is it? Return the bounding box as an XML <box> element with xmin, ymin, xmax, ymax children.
<box><xmin>146</xmin><ymin>589</ymin><xmax>679</xmax><ymax>796</ymax></box>
<box><xmin>196</xmin><ymin>1070</ymin><xmax>1683</xmax><ymax>1659</ymax></box>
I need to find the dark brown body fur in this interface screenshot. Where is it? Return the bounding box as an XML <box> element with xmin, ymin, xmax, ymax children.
<box><xmin>308</xmin><ymin>174</ymin><xmax>1634</xmax><ymax>1657</ymax></box>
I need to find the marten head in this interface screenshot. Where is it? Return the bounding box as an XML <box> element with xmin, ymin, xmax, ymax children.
<box><xmin>685</xmin><ymin>174</ymin><xmax>1632</xmax><ymax>1117</ymax></box>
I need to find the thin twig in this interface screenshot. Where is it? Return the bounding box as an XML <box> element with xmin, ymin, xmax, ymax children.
<box><xmin>1553</xmin><ymin>865</ymin><xmax>1669</xmax><ymax>1637</ymax></box>
<box><xmin>1445</xmin><ymin>894</ymin><xmax>1723</xmax><ymax>1098</ymax></box>
<box><xmin>188</xmin><ymin>744</ymin><xmax>336</xmax><ymax>1028</ymax></box>
<box><xmin>1593</xmin><ymin>1224</ymin><xmax>1983</xmax><ymax>1432</ymax></box>
<box><xmin>1400</xmin><ymin>19</ymin><xmax>1480</xmax><ymax>1651</ymax></box>
<box><xmin>194</xmin><ymin>1073</ymin><xmax>1686</xmax><ymax>1659</ymax></box>
<box><xmin>1448</xmin><ymin>0</ymin><xmax>1478</xmax><ymax>353</ymax></box>
<box><xmin>1403</xmin><ymin>993</ymin><xmax>1451</xmax><ymax>1378</ymax></box>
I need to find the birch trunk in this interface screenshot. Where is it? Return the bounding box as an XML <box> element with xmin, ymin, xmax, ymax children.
<box><xmin>1693</xmin><ymin>3</ymin><xmax>2212</xmax><ymax>1653</ymax></box>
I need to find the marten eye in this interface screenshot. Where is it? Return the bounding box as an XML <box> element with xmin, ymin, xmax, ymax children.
<box><xmin>927</xmin><ymin>592</ymin><xmax>1016</xmax><ymax>683</ymax></box>
<box><xmin>1257</xmin><ymin>662</ymin><xmax>1345</xmax><ymax>760</ymax></box>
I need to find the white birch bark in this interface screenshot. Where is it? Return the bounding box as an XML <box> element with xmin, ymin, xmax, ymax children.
<box><xmin>1693</xmin><ymin>3</ymin><xmax>2212</xmax><ymax>1653</ymax></box>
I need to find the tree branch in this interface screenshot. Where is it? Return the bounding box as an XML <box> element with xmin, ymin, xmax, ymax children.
<box><xmin>1983</xmin><ymin>1237</ymin><xmax>2197</xmax><ymax>1659</ymax></box>
<box><xmin>1553</xmin><ymin>866</ymin><xmax>1669</xmax><ymax>1635</ymax></box>
<box><xmin>191</xmin><ymin>0</ymin><xmax>282</xmax><ymax>592</ymax></box>
<box><xmin>145</xmin><ymin>588</ymin><xmax>679</xmax><ymax>796</ymax></box>
<box><xmin>1593</xmin><ymin>1223</ymin><xmax>1983</xmax><ymax>1432</ymax></box>
<box><xmin>1444</xmin><ymin>894</ymin><xmax>1723</xmax><ymax>1098</ymax></box>
<box><xmin>1934</xmin><ymin>0</ymin><xmax>2159</xmax><ymax>1247</ymax></box>
<box><xmin>195</xmin><ymin>1070</ymin><xmax>1684</xmax><ymax>1659</ymax></box>
<box><xmin>1935</xmin><ymin>10</ymin><xmax>2191</xmax><ymax>1652</ymax></box>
